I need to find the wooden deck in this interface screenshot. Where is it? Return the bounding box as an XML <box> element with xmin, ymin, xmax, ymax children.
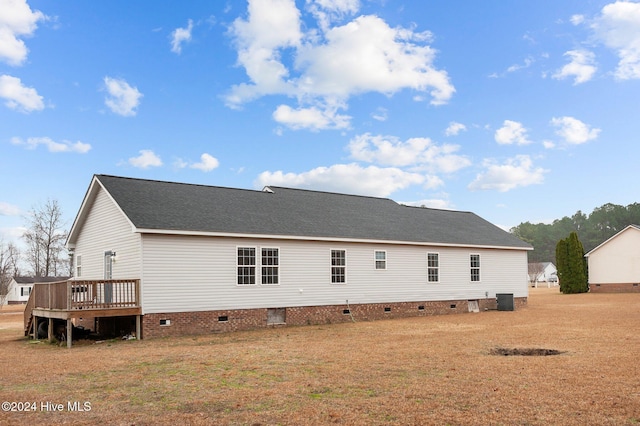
<box><xmin>24</xmin><ymin>279</ymin><xmax>141</xmax><ymax>347</ymax></box>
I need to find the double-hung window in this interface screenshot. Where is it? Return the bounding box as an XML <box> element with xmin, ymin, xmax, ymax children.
<box><xmin>261</xmin><ymin>248</ymin><xmax>279</xmax><ymax>284</ymax></box>
<box><xmin>237</xmin><ymin>247</ymin><xmax>256</xmax><ymax>285</ymax></box>
<box><xmin>374</xmin><ymin>250</ymin><xmax>386</xmax><ymax>270</ymax></box>
<box><xmin>75</xmin><ymin>254</ymin><xmax>82</xmax><ymax>278</ymax></box>
<box><xmin>427</xmin><ymin>253</ymin><xmax>439</xmax><ymax>282</ymax></box>
<box><xmin>237</xmin><ymin>247</ymin><xmax>279</xmax><ymax>285</ymax></box>
<box><xmin>331</xmin><ymin>250</ymin><xmax>346</xmax><ymax>283</ymax></box>
<box><xmin>470</xmin><ymin>254</ymin><xmax>481</xmax><ymax>282</ymax></box>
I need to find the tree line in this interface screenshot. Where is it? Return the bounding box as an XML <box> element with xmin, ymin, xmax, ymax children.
<box><xmin>0</xmin><ymin>199</ymin><xmax>69</xmax><ymax>303</ymax></box>
<box><xmin>510</xmin><ymin>202</ymin><xmax>640</xmax><ymax>263</ymax></box>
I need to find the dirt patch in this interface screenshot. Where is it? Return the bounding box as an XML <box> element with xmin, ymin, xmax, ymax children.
<box><xmin>489</xmin><ymin>347</ymin><xmax>566</xmax><ymax>356</ymax></box>
<box><xmin>2</xmin><ymin>287</ymin><xmax>640</xmax><ymax>425</ymax></box>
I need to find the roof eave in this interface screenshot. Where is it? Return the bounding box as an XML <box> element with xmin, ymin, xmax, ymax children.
<box><xmin>134</xmin><ymin>227</ymin><xmax>533</xmax><ymax>251</ymax></box>
<box><xmin>585</xmin><ymin>224</ymin><xmax>640</xmax><ymax>257</ymax></box>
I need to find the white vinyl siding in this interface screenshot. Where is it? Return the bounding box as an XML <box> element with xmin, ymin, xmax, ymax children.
<box><xmin>140</xmin><ymin>234</ymin><xmax>529</xmax><ymax>314</ymax></box>
<box><xmin>588</xmin><ymin>227</ymin><xmax>640</xmax><ymax>284</ymax></box>
<box><xmin>71</xmin><ymin>186</ymin><xmax>141</xmax><ymax>280</ymax></box>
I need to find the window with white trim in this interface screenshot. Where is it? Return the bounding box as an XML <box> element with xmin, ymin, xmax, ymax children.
<box><xmin>21</xmin><ymin>286</ymin><xmax>31</xmax><ymax>297</ymax></box>
<box><xmin>237</xmin><ymin>247</ymin><xmax>256</xmax><ymax>285</ymax></box>
<box><xmin>75</xmin><ymin>254</ymin><xmax>82</xmax><ymax>277</ymax></box>
<box><xmin>374</xmin><ymin>250</ymin><xmax>386</xmax><ymax>270</ymax></box>
<box><xmin>261</xmin><ymin>248</ymin><xmax>279</xmax><ymax>285</ymax></box>
<box><xmin>331</xmin><ymin>250</ymin><xmax>346</xmax><ymax>283</ymax></box>
<box><xmin>470</xmin><ymin>254</ymin><xmax>481</xmax><ymax>282</ymax></box>
<box><xmin>427</xmin><ymin>253</ymin><xmax>439</xmax><ymax>282</ymax></box>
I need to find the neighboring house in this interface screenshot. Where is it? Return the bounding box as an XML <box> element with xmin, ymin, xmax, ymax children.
<box><xmin>53</xmin><ymin>174</ymin><xmax>532</xmax><ymax>339</ymax></box>
<box><xmin>4</xmin><ymin>276</ymin><xmax>69</xmax><ymax>305</ymax></box>
<box><xmin>528</xmin><ymin>262</ymin><xmax>558</xmax><ymax>287</ymax></box>
<box><xmin>585</xmin><ymin>225</ymin><xmax>640</xmax><ymax>293</ymax></box>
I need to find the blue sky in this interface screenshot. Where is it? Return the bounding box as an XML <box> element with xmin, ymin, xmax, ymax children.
<box><xmin>1</xmin><ymin>0</ymin><xmax>640</xmax><ymax>248</ymax></box>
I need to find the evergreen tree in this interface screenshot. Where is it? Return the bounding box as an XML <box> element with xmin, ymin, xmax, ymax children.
<box><xmin>555</xmin><ymin>237</ymin><xmax>568</xmax><ymax>293</ymax></box>
<box><xmin>556</xmin><ymin>232</ymin><xmax>588</xmax><ymax>294</ymax></box>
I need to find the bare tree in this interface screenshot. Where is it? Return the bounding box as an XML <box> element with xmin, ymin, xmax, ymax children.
<box><xmin>0</xmin><ymin>239</ymin><xmax>20</xmax><ymax>306</ymax></box>
<box><xmin>22</xmin><ymin>199</ymin><xmax>69</xmax><ymax>277</ymax></box>
<box><xmin>528</xmin><ymin>262</ymin><xmax>545</xmax><ymax>287</ymax></box>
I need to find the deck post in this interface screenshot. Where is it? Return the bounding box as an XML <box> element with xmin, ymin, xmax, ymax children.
<box><xmin>32</xmin><ymin>316</ymin><xmax>37</xmax><ymax>340</ymax></box>
<box><xmin>66</xmin><ymin>319</ymin><xmax>72</xmax><ymax>349</ymax></box>
<box><xmin>136</xmin><ymin>315</ymin><xmax>141</xmax><ymax>340</ymax></box>
<box><xmin>48</xmin><ymin>318</ymin><xmax>53</xmax><ymax>342</ymax></box>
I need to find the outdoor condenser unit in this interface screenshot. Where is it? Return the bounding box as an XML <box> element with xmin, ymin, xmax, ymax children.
<box><xmin>496</xmin><ymin>293</ymin><xmax>515</xmax><ymax>311</ymax></box>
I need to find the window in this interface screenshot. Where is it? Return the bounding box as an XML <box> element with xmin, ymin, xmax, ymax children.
<box><xmin>470</xmin><ymin>254</ymin><xmax>481</xmax><ymax>282</ymax></box>
<box><xmin>75</xmin><ymin>254</ymin><xmax>82</xmax><ymax>277</ymax></box>
<box><xmin>21</xmin><ymin>287</ymin><xmax>31</xmax><ymax>297</ymax></box>
<box><xmin>261</xmin><ymin>248</ymin><xmax>279</xmax><ymax>285</ymax></box>
<box><xmin>375</xmin><ymin>250</ymin><xmax>386</xmax><ymax>270</ymax></box>
<box><xmin>237</xmin><ymin>247</ymin><xmax>256</xmax><ymax>285</ymax></box>
<box><xmin>104</xmin><ymin>251</ymin><xmax>113</xmax><ymax>280</ymax></box>
<box><xmin>331</xmin><ymin>250</ymin><xmax>346</xmax><ymax>283</ymax></box>
<box><xmin>428</xmin><ymin>253</ymin><xmax>439</xmax><ymax>282</ymax></box>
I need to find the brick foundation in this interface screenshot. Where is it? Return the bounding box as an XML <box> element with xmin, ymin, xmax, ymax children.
<box><xmin>589</xmin><ymin>283</ymin><xmax>640</xmax><ymax>293</ymax></box>
<box><xmin>142</xmin><ymin>297</ymin><xmax>527</xmax><ymax>339</ymax></box>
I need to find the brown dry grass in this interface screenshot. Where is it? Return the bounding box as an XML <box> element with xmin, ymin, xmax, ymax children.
<box><xmin>1</xmin><ymin>288</ymin><xmax>639</xmax><ymax>425</ymax></box>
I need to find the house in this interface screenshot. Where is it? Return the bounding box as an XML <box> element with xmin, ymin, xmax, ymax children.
<box><xmin>3</xmin><ymin>276</ymin><xmax>69</xmax><ymax>305</ymax></box>
<box><xmin>25</xmin><ymin>174</ymin><xmax>532</xmax><ymax>344</ymax></box>
<box><xmin>585</xmin><ymin>225</ymin><xmax>640</xmax><ymax>293</ymax></box>
<box><xmin>527</xmin><ymin>262</ymin><xmax>558</xmax><ymax>287</ymax></box>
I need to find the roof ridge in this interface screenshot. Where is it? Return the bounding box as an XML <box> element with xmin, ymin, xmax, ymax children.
<box><xmin>265</xmin><ymin>185</ymin><xmax>397</xmax><ymax>203</ymax></box>
<box><xmin>400</xmin><ymin>203</ymin><xmax>473</xmax><ymax>214</ymax></box>
<box><xmin>96</xmin><ymin>174</ymin><xmax>263</xmax><ymax>194</ymax></box>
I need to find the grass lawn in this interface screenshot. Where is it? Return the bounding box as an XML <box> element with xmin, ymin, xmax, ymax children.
<box><xmin>1</xmin><ymin>287</ymin><xmax>639</xmax><ymax>425</ymax></box>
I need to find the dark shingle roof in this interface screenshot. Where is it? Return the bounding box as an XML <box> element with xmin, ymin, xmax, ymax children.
<box><xmin>95</xmin><ymin>175</ymin><xmax>531</xmax><ymax>249</ymax></box>
<box><xmin>14</xmin><ymin>276</ymin><xmax>70</xmax><ymax>284</ymax></box>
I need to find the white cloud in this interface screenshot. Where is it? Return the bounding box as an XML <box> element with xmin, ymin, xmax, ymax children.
<box><xmin>306</xmin><ymin>0</ymin><xmax>360</xmax><ymax>31</ymax></box>
<box><xmin>469</xmin><ymin>155</ymin><xmax>547</xmax><ymax>192</ymax></box>
<box><xmin>295</xmin><ymin>15</ymin><xmax>452</xmax><ymax>103</ymax></box>
<box><xmin>226</xmin><ymin>0</ymin><xmax>454</xmax><ymax>128</ymax></box>
<box><xmin>10</xmin><ymin>136</ymin><xmax>91</xmax><ymax>153</ymax></box>
<box><xmin>226</xmin><ymin>0</ymin><xmax>302</xmax><ymax>105</ymax></box>
<box><xmin>347</xmin><ymin>133</ymin><xmax>471</xmax><ymax>173</ymax></box>
<box><xmin>255</xmin><ymin>163</ymin><xmax>425</xmax><ymax>197</ymax></box>
<box><xmin>571</xmin><ymin>14</ymin><xmax>585</xmax><ymax>25</ymax></box>
<box><xmin>272</xmin><ymin>103</ymin><xmax>351</xmax><ymax>130</ymax></box>
<box><xmin>0</xmin><ymin>202</ymin><xmax>21</xmax><ymax>216</ymax></box>
<box><xmin>591</xmin><ymin>1</ymin><xmax>640</xmax><ymax>80</ymax></box>
<box><xmin>550</xmin><ymin>116</ymin><xmax>600</xmax><ymax>144</ymax></box>
<box><xmin>542</xmin><ymin>139</ymin><xmax>556</xmax><ymax>149</ymax></box>
<box><xmin>0</xmin><ymin>74</ymin><xmax>44</xmax><ymax>112</ymax></box>
<box><xmin>371</xmin><ymin>107</ymin><xmax>388</xmax><ymax>122</ymax></box>
<box><xmin>0</xmin><ymin>0</ymin><xmax>46</xmax><ymax>66</ymax></box>
<box><xmin>444</xmin><ymin>121</ymin><xmax>466</xmax><ymax>136</ymax></box>
<box><xmin>553</xmin><ymin>50</ymin><xmax>597</xmax><ymax>84</ymax></box>
<box><xmin>190</xmin><ymin>153</ymin><xmax>220</xmax><ymax>172</ymax></box>
<box><xmin>170</xmin><ymin>19</ymin><xmax>194</xmax><ymax>54</ymax></box>
<box><xmin>506</xmin><ymin>57</ymin><xmax>534</xmax><ymax>73</ymax></box>
<box><xmin>494</xmin><ymin>120</ymin><xmax>532</xmax><ymax>145</ymax></box>
<box><xmin>104</xmin><ymin>77</ymin><xmax>143</xmax><ymax>116</ymax></box>
<box><xmin>128</xmin><ymin>150</ymin><xmax>162</xmax><ymax>169</ymax></box>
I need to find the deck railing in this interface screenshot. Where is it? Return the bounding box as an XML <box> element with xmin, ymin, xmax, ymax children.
<box><xmin>30</xmin><ymin>279</ymin><xmax>140</xmax><ymax>311</ymax></box>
